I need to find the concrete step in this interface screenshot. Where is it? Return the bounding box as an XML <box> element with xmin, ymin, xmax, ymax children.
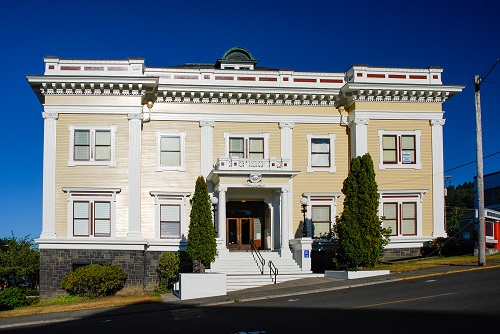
<box><xmin>212</xmin><ymin>251</ymin><xmax>315</xmax><ymax>291</ymax></box>
<box><xmin>225</xmin><ymin>273</ymin><xmax>323</xmax><ymax>291</ymax></box>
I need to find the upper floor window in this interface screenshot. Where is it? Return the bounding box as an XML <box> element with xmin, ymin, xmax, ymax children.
<box><xmin>63</xmin><ymin>187</ymin><xmax>120</xmax><ymax>238</ymax></box>
<box><xmin>224</xmin><ymin>133</ymin><xmax>269</xmax><ymax>160</ymax></box>
<box><xmin>378</xmin><ymin>130</ymin><xmax>421</xmax><ymax>170</ymax></box>
<box><xmin>156</xmin><ymin>131</ymin><xmax>186</xmax><ymax>171</ymax></box>
<box><xmin>69</xmin><ymin>125</ymin><xmax>116</xmax><ymax>166</ymax></box>
<box><xmin>307</xmin><ymin>134</ymin><xmax>336</xmax><ymax>173</ymax></box>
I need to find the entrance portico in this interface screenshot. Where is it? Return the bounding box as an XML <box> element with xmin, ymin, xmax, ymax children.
<box><xmin>207</xmin><ymin>170</ymin><xmax>298</xmax><ymax>257</ymax></box>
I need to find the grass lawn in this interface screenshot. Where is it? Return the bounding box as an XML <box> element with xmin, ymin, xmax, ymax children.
<box><xmin>0</xmin><ymin>293</ymin><xmax>163</xmax><ymax>319</ymax></box>
<box><xmin>374</xmin><ymin>252</ymin><xmax>500</xmax><ymax>272</ymax></box>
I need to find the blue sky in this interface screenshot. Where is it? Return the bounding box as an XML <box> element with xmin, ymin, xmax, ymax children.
<box><xmin>0</xmin><ymin>0</ymin><xmax>499</xmax><ymax>239</ymax></box>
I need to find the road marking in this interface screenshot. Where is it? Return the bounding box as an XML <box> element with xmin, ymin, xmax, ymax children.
<box><xmin>288</xmin><ymin>299</ymin><xmax>300</xmax><ymax>302</ymax></box>
<box><xmin>425</xmin><ymin>279</ymin><xmax>436</xmax><ymax>282</ymax></box>
<box><xmin>344</xmin><ymin>292</ymin><xmax>455</xmax><ymax>310</ymax></box>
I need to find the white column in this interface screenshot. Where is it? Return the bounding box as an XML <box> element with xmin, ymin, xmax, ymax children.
<box><xmin>349</xmin><ymin>118</ymin><xmax>369</xmax><ymax>158</ymax></box>
<box><xmin>127</xmin><ymin>113</ymin><xmax>143</xmax><ymax>239</ymax></box>
<box><xmin>280</xmin><ymin>187</ymin><xmax>292</xmax><ymax>257</ymax></box>
<box><xmin>199</xmin><ymin>121</ymin><xmax>214</xmax><ymax>178</ymax></box>
<box><xmin>40</xmin><ymin>111</ymin><xmax>58</xmax><ymax>239</ymax></box>
<box><xmin>272</xmin><ymin>190</ymin><xmax>281</xmax><ymax>250</ymax></box>
<box><xmin>279</xmin><ymin>122</ymin><xmax>294</xmax><ymax>160</ymax></box>
<box><xmin>216</xmin><ymin>186</ymin><xmax>227</xmax><ymax>250</ymax></box>
<box><xmin>431</xmin><ymin>119</ymin><xmax>447</xmax><ymax>237</ymax></box>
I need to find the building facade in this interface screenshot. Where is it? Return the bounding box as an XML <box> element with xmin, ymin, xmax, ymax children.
<box><xmin>27</xmin><ymin>47</ymin><xmax>463</xmax><ymax>299</ymax></box>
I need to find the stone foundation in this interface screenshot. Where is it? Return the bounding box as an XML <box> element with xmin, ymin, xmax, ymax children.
<box><xmin>382</xmin><ymin>247</ymin><xmax>422</xmax><ymax>261</ymax></box>
<box><xmin>40</xmin><ymin>249</ymin><xmax>173</xmax><ymax>301</ymax></box>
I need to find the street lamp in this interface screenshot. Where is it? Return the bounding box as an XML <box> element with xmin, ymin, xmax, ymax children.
<box><xmin>211</xmin><ymin>196</ymin><xmax>219</xmax><ymax>233</ymax></box>
<box><xmin>300</xmin><ymin>197</ymin><xmax>309</xmax><ymax>237</ymax></box>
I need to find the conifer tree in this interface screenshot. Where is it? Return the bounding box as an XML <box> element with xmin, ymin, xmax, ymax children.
<box><xmin>335</xmin><ymin>154</ymin><xmax>388</xmax><ymax>268</ymax></box>
<box><xmin>186</xmin><ymin>176</ymin><xmax>217</xmax><ymax>273</ymax></box>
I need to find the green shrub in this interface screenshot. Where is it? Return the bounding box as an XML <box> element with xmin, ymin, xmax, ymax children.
<box><xmin>156</xmin><ymin>252</ymin><xmax>180</xmax><ymax>292</ymax></box>
<box><xmin>0</xmin><ymin>287</ymin><xmax>28</xmax><ymax>310</ymax></box>
<box><xmin>426</xmin><ymin>237</ymin><xmax>474</xmax><ymax>257</ymax></box>
<box><xmin>61</xmin><ymin>263</ymin><xmax>127</xmax><ymax>297</ymax></box>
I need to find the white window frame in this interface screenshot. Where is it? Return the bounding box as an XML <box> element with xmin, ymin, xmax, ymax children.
<box><xmin>379</xmin><ymin>190</ymin><xmax>426</xmax><ymax>238</ymax></box>
<box><xmin>63</xmin><ymin>187</ymin><xmax>120</xmax><ymax>238</ymax></box>
<box><xmin>302</xmin><ymin>193</ymin><xmax>341</xmax><ymax>238</ymax></box>
<box><xmin>224</xmin><ymin>132</ymin><xmax>270</xmax><ymax>159</ymax></box>
<box><xmin>68</xmin><ymin>125</ymin><xmax>116</xmax><ymax>167</ymax></box>
<box><xmin>306</xmin><ymin>133</ymin><xmax>336</xmax><ymax>173</ymax></box>
<box><xmin>156</xmin><ymin>131</ymin><xmax>186</xmax><ymax>171</ymax></box>
<box><xmin>378</xmin><ymin>130</ymin><xmax>421</xmax><ymax>170</ymax></box>
<box><xmin>150</xmin><ymin>192</ymin><xmax>190</xmax><ymax>240</ymax></box>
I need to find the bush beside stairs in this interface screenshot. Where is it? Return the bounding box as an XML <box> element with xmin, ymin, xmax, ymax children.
<box><xmin>210</xmin><ymin>251</ymin><xmax>322</xmax><ymax>292</ymax></box>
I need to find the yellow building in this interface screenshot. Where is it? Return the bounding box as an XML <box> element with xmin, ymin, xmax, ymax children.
<box><xmin>27</xmin><ymin>47</ymin><xmax>463</xmax><ymax>299</ymax></box>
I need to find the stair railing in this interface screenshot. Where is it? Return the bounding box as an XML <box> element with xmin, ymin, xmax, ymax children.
<box><xmin>250</xmin><ymin>239</ymin><xmax>265</xmax><ymax>274</ymax></box>
<box><xmin>268</xmin><ymin>260</ymin><xmax>278</xmax><ymax>284</ymax></box>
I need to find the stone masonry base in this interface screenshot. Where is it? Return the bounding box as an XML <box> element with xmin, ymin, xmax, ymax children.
<box><xmin>40</xmin><ymin>249</ymin><xmax>166</xmax><ymax>301</ymax></box>
<box><xmin>382</xmin><ymin>247</ymin><xmax>422</xmax><ymax>261</ymax></box>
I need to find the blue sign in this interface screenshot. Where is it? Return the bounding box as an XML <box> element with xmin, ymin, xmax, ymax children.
<box><xmin>304</xmin><ymin>250</ymin><xmax>310</xmax><ymax>258</ymax></box>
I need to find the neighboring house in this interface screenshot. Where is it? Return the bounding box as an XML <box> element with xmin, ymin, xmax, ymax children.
<box><xmin>460</xmin><ymin>171</ymin><xmax>500</xmax><ymax>245</ymax></box>
<box><xmin>27</xmin><ymin>47</ymin><xmax>463</xmax><ymax>299</ymax></box>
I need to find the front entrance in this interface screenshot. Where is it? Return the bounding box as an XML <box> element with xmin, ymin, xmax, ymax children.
<box><xmin>227</xmin><ymin>218</ymin><xmax>254</xmax><ymax>250</ymax></box>
<box><xmin>226</xmin><ymin>200</ymin><xmax>266</xmax><ymax>250</ymax></box>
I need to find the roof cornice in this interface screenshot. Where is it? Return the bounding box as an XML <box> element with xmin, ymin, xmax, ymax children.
<box><xmin>26</xmin><ymin>75</ymin><xmax>158</xmax><ymax>104</ymax></box>
<box><xmin>339</xmin><ymin>83</ymin><xmax>465</xmax><ymax>105</ymax></box>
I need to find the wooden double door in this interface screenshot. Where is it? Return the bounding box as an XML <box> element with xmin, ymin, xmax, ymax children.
<box><xmin>227</xmin><ymin>218</ymin><xmax>254</xmax><ymax>250</ymax></box>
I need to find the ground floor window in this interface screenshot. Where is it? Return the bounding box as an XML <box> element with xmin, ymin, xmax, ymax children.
<box><xmin>63</xmin><ymin>187</ymin><xmax>120</xmax><ymax>238</ymax></box>
<box><xmin>311</xmin><ymin>205</ymin><xmax>331</xmax><ymax>237</ymax></box>
<box><xmin>302</xmin><ymin>193</ymin><xmax>341</xmax><ymax>238</ymax></box>
<box><xmin>379</xmin><ymin>191</ymin><xmax>426</xmax><ymax>237</ymax></box>
<box><xmin>160</xmin><ymin>204</ymin><xmax>181</xmax><ymax>239</ymax></box>
<box><xmin>151</xmin><ymin>191</ymin><xmax>190</xmax><ymax>240</ymax></box>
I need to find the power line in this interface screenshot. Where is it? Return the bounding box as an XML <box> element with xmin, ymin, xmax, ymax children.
<box><xmin>483</xmin><ymin>80</ymin><xmax>500</xmax><ymax>86</ymax></box>
<box><xmin>444</xmin><ymin>151</ymin><xmax>500</xmax><ymax>173</ymax></box>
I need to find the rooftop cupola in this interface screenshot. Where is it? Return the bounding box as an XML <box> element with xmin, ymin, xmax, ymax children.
<box><xmin>215</xmin><ymin>46</ymin><xmax>258</xmax><ymax>70</ymax></box>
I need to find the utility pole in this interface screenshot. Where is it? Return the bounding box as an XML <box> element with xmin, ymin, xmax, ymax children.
<box><xmin>474</xmin><ymin>58</ymin><xmax>500</xmax><ymax>267</ymax></box>
<box><xmin>474</xmin><ymin>74</ymin><xmax>486</xmax><ymax>266</ymax></box>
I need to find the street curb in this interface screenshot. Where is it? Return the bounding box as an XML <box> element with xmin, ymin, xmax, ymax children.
<box><xmin>203</xmin><ymin>279</ymin><xmax>398</xmax><ymax>306</ymax></box>
<box><xmin>0</xmin><ymin>317</ymin><xmax>81</xmax><ymax>329</ymax></box>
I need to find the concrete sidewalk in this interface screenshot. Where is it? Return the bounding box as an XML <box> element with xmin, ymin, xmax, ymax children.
<box><xmin>1</xmin><ymin>261</ymin><xmax>499</xmax><ymax>330</ymax></box>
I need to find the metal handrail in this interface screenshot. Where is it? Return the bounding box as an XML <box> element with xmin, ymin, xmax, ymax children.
<box><xmin>268</xmin><ymin>260</ymin><xmax>278</xmax><ymax>284</ymax></box>
<box><xmin>250</xmin><ymin>239</ymin><xmax>265</xmax><ymax>274</ymax></box>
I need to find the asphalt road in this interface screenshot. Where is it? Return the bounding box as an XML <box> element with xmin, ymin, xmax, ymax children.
<box><xmin>3</xmin><ymin>267</ymin><xmax>500</xmax><ymax>334</ymax></box>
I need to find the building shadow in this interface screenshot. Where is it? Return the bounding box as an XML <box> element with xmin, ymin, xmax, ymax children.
<box><xmin>1</xmin><ymin>295</ymin><xmax>497</xmax><ymax>334</ymax></box>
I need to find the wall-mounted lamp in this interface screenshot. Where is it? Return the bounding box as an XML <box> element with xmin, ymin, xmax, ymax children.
<box><xmin>300</xmin><ymin>197</ymin><xmax>309</xmax><ymax>237</ymax></box>
<box><xmin>146</xmin><ymin>100</ymin><xmax>154</xmax><ymax>122</ymax></box>
<box><xmin>338</xmin><ymin>105</ymin><xmax>348</xmax><ymax>126</ymax></box>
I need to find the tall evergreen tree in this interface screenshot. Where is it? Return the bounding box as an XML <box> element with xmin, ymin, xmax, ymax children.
<box><xmin>335</xmin><ymin>154</ymin><xmax>388</xmax><ymax>268</ymax></box>
<box><xmin>186</xmin><ymin>176</ymin><xmax>217</xmax><ymax>273</ymax></box>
